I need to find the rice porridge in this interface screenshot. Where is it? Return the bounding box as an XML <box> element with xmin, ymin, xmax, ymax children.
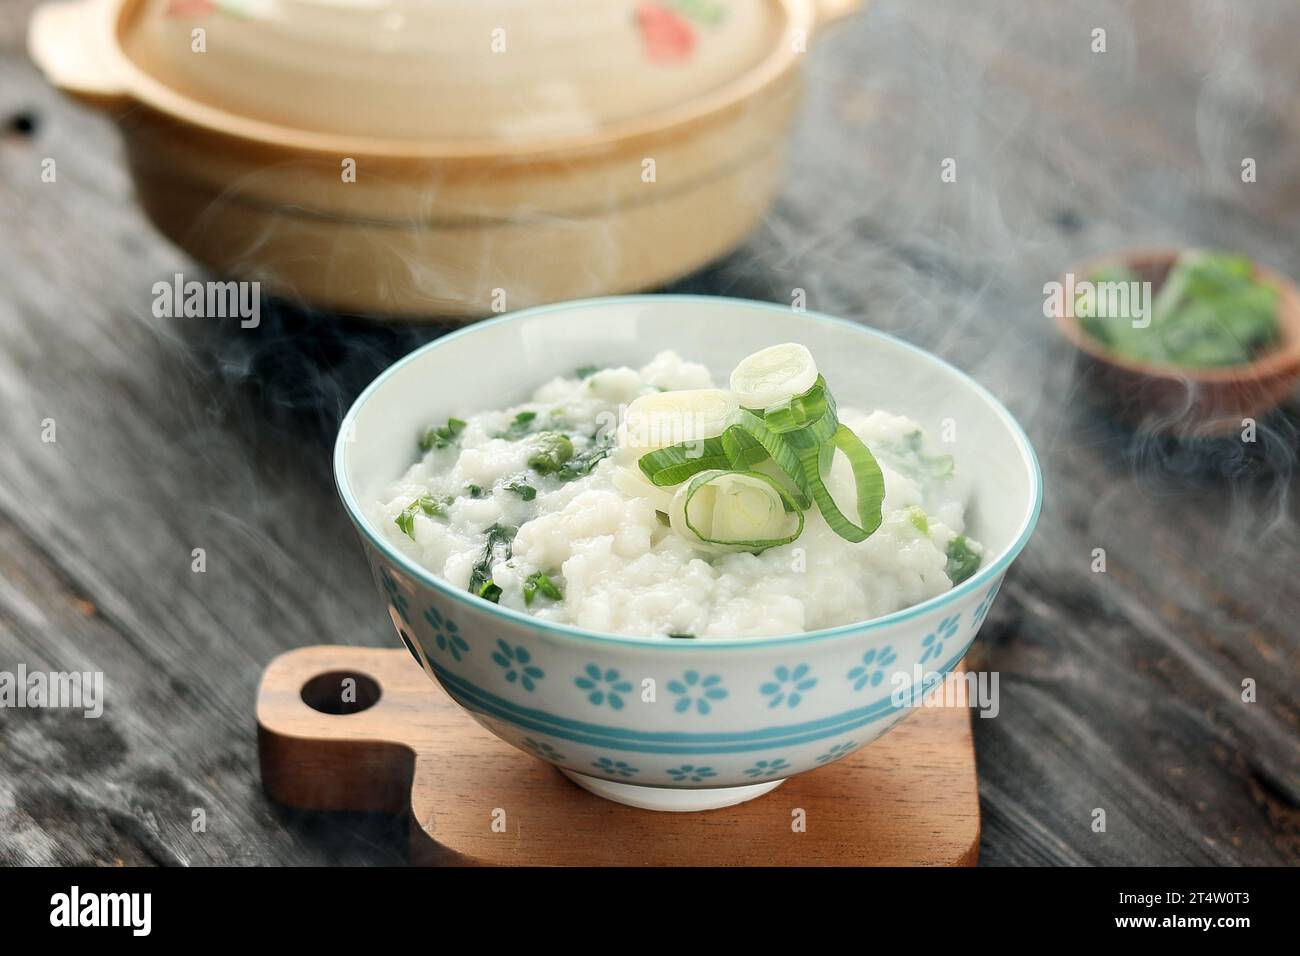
<box><xmin>374</xmin><ymin>348</ymin><xmax>981</xmax><ymax>638</ymax></box>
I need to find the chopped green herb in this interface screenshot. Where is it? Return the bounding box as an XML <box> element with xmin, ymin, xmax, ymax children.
<box><xmin>503</xmin><ymin>479</ymin><xmax>537</xmax><ymax>501</ymax></box>
<box><xmin>464</xmin><ymin>483</ymin><xmax>487</xmax><ymax>499</ymax></box>
<box><xmin>945</xmin><ymin>535</ymin><xmax>981</xmax><ymax>585</ymax></box>
<box><xmin>522</xmin><ymin>571</ymin><xmax>563</xmax><ymax>607</ymax></box>
<box><xmin>526</xmin><ymin>432</ymin><xmax>574</xmax><ymax>475</ymax></box>
<box><xmin>1079</xmin><ymin>251</ymin><xmax>1281</xmax><ymax>368</ymax></box>
<box><xmin>395</xmin><ymin>493</ymin><xmax>452</xmax><ymax>539</ymax></box>
<box><xmin>468</xmin><ymin>523</ymin><xmax>517</xmax><ymax>604</ymax></box>
<box><xmin>904</xmin><ymin>505</ymin><xmax>929</xmax><ymax>533</ymax></box>
<box><xmin>495</xmin><ymin>410</ymin><xmax>538</xmax><ymax>441</ymax></box>
<box><xmin>667</xmin><ymin>632</ymin><xmax>696</xmax><ymax>640</ymax></box>
<box><xmin>921</xmin><ymin>453</ymin><xmax>956</xmax><ymax>482</ymax></box>
<box><xmin>554</xmin><ymin>430</ymin><xmax>615</xmax><ymax>481</ymax></box>
<box><xmin>419</xmin><ymin>417</ymin><xmax>466</xmax><ymax>452</ymax></box>
<box><xmin>575</xmin><ymin>364</ymin><xmax>600</xmax><ymax>380</ymax></box>
<box><xmin>894</xmin><ymin>431</ymin><xmax>954</xmax><ymax>482</ymax></box>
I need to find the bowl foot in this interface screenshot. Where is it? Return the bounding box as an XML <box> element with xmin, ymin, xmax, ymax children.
<box><xmin>560</xmin><ymin>770</ymin><xmax>785</xmax><ymax>812</ymax></box>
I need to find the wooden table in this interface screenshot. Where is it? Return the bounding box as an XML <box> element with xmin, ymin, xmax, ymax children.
<box><xmin>1</xmin><ymin>0</ymin><xmax>1297</xmax><ymax>866</ymax></box>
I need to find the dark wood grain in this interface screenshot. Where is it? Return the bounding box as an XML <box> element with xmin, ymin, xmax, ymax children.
<box><xmin>1</xmin><ymin>0</ymin><xmax>1297</xmax><ymax>866</ymax></box>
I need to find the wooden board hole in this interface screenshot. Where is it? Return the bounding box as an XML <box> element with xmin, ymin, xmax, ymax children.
<box><xmin>299</xmin><ymin>670</ymin><xmax>382</xmax><ymax>716</ymax></box>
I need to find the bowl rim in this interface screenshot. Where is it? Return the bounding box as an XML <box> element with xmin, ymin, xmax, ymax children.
<box><xmin>97</xmin><ymin>0</ymin><xmax>817</xmax><ymax>163</ymax></box>
<box><xmin>1054</xmin><ymin>246</ymin><xmax>1300</xmax><ymax>384</ymax></box>
<box><xmin>334</xmin><ymin>294</ymin><xmax>1044</xmax><ymax>649</ymax></box>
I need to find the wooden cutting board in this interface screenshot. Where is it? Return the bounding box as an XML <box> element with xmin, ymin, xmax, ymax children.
<box><xmin>257</xmin><ymin>646</ymin><xmax>980</xmax><ymax>866</ymax></box>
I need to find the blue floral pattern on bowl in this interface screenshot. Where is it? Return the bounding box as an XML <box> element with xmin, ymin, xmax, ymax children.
<box><xmin>425</xmin><ymin>606</ymin><xmax>469</xmax><ymax>661</ymax></box>
<box><xmin>846</xmin><ymin>645</ymin><xmax>898</xmax><ymax>691</ymax></box>
<box><xmin>491</xmin><ymin>640</ymin><xmax>544</xmax><ymax>691</ymax></box>
<box><xmin>521</xmin><ymin>737</ymin><xmax>563</xmax><ymax>761</ymax></box>
<box><xmin>341</xmin><ymin>300</ymin><xmax>1045</xmax><ymax>810</ymax></box>
<box><xmin>667</xmin><ymin>670</ymin><xmax>728</xmax><ymax>715</ymax></box>
<box><xmin>576</xmin><ymin>664</ymin><xmax>634</xmax><ymax>710</ymax></box>
<box><xmin>815</xmin><ymin>740</ymin><xmax>859</xmax><ymax>764</ymax></box>
<box><xmin>743</xmin><ymin>758</ymin><xmax>790</xmax><ymax>778</ymax></box>
<box><xmin>592</xmin><ymin>757</ymin><xmax>639</xmax><ymax>778</ymax></box>
<box><xmin>667</xmin><ymin>764</ymin><xmax>717</xmax><ymax>783</ymax></box>
<box><xmin>972</xmin><ymin>582</ymin><xmax>1000</xmax><ymax>629</ymax></box>
<box><xmin>919</xmin><ymin>614</ymin><xmax>961</xmax><ymax>665</ymax></box>
<box><xmin>760</xmin><ymin>664</ymin><xmax>817</xmax><ymax>708</ymax></box>
<box><xmin>381</xmin><ymin>568</ymin><xmax>411</xmax><ymax>625</ymax></box>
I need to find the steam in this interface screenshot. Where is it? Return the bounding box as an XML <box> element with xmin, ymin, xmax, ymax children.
<box><xmin>146</xmin><ymin>0</ymin><xmax>1296</xmax><ymax>565</ymax></box>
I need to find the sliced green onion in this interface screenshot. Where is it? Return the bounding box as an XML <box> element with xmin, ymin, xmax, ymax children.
<box><xmin>632</xmin><ymin>357</ymin><xmax>890</xmax><ymax>551</ymax></box>
<box><xmin>721</xmin><ymin>402</ymin><xmax>839</xmax><ymax>510</ymax></box>
<box><xmin>719</xmin><ymin>425</ymin><xmax>768</xmax><ymax>469</ymax></box>
<box><xmin>758</xmin><ymin>376</ymin><xmax>835</xmax><ymax>434</ymax></box>
<box><xmin>796</xmin><ymin>425</ymin><xmax>885</xmax><ymax>543</ymax></box>
<box><xmin>618</xmin><ymin>388</ymin><xmax>738</xmax><ymax>470</ymax></box>
<box><xmin>637</xmin><ymin>435</ymin><xmax>733</xmax><ymax>486</ymax></box>
<box><xmin>611</xmin><ymin>464</ymin><xmax>675</xmax><ymax>512</ymax></box>
<box><xmin>640</xmin><ymin>380</ymin><xmax>837</xmax><ymax>504</ymax></box>
<box><xmin>669</xmin><ymin>469</ymin><xmax>804</xmax><ymax>554</ymax></box>
<box><xmin>523</xmin><ymin>570</ymin><xmax>563</xmax><ymax>606</ymax></box>
<box><xmin>730</xmin><ymin>343</ymin><xmax>818</xmax><ymax>410</ymax></box>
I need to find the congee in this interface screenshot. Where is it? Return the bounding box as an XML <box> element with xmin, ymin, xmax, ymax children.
<box><xmin>375</xmin><ymin>345</ymin><xmax>981</xmax><ymax>638</ymax></box>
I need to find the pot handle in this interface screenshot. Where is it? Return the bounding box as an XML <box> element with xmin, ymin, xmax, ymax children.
<box><xmin>28</xmin><ymin>0</ymin><xmax>129</xmax><ymax>110</ymax></box>
<box><xmin>814</xmin><ymin>0</ymin><xmax>866</xmax><ymax>30</ymax></box>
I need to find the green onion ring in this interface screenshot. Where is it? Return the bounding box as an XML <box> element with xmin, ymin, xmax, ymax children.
<box><xmin>672</xmin><ymin>469</ymin><xmax>805</xmax><ymax>553</ymax></box>
<box><xmin>636</xmin><ymin>435</ymin><xmax>732</xmax><ymax>486</ymax></box>
<box><xmin>635</xmin><ymin>376</ymin><xmax>885</xmax><ymax>548</ymax></box>
<box><xmin>798</xmin><ymin>425</ymin><xmax>885</xmax><ymax>542</ymax></box>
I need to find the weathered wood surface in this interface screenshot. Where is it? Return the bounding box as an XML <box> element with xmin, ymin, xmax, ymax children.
<box><xmin>1</xmin><ymin>0</ymin><xmax>1297</xmax><ymax>865</ymax></box>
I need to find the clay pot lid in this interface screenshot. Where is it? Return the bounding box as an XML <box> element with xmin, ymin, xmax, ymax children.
<box><xmin>120</xmin><ymin>0</ymin><xmax>790</xmax><ymax>146</ymax></box>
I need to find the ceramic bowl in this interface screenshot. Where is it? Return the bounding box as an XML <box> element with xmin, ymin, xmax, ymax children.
<box><xmin>334</xmin><ymin>296</ymin><xmax>1041</xmax><ymax>811</ymax></box>
<box><xmin>1055</xmin><ymin>248</ymin><xmax>1300</xmax><ymax>436</ymax></box>
<box><xmin>29</xmin><ymin>0</ymin><xmax>862</xmax><ymax>319</ymax></box>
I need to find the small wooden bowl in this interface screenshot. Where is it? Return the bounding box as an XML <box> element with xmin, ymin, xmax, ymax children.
<box><xmin>1055</xmin><ymin>248</ymin><xmax>1300</xmax><ymax>436</ymax></box>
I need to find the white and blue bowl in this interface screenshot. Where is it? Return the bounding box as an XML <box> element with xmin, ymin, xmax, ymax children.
<box><xmin>334</xmin><ymin>296</ymin><xmax>1042</xmax><ymax>811</ymax></box>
